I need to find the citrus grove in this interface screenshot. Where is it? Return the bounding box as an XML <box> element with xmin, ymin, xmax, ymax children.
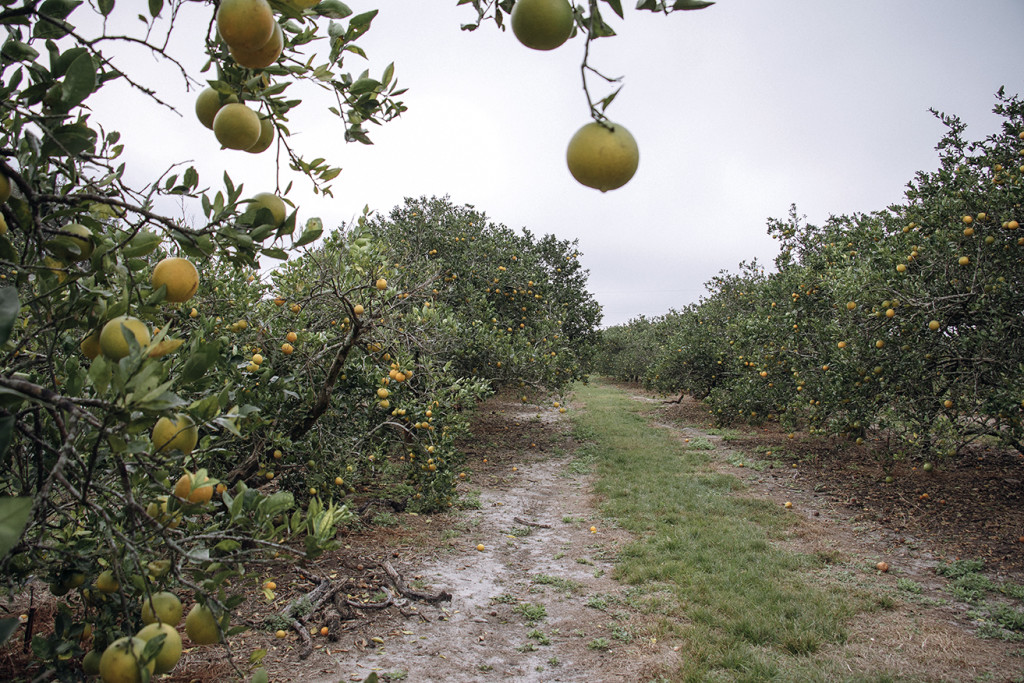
<box><xmin>0</xmin><ymin>0</ymin><xmax>672</xmax><ymax>679</ymax></box>
<box><xmin>597</xmin><ymin>91</ymin><xmax>1024</xmax><ymax>471</ymax></box>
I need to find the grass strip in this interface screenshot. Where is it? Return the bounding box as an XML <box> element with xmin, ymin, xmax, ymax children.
<box><xmin>572</xmin><ymin>379</ymin><xmax>885</xmax><ymax>681</ymax></box>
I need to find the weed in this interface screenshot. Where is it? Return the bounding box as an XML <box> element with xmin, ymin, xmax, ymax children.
<box><xmin>951</xmin><ymin>573</ymin><xmax>996</xmax><ymax>604</ymax></box>
<box><xmin>507</xmin><ymin>526</ymin><xmax>533</xmax><ymax>537</ymax></box>
<box><xmin>527</xmin><ymin>629</ymin><xmax>551</xmax><ymax>645</ymax></box>
<box><xmin>514</xmin><ymin>602</ymin><xmax>547</xmax><ymax>624</ymax></box>
<box><xmin>547</xmin><ymin>656</ymin><xmax>560</xmax><ymax>667</ymax></box>
<box><xmin>533</xmin><ymin>574</ymin><xmax>583</xmax><ymax>594</ymax></box>
<box><xmin>588</xmin><ymin>637</ymin><xmax>611</xmax><ymax>650</ymax></box>
<box><xmin>491</xmin><ymin>593</ymin><xmax>518</xmax><ymax>605</ymax></box>
<box><xmin>457</xmin><ymin>491</ymin><xmax>482</xmax><ymax>510</ymax></box>
<box><xmin>685</xmin><ymin>436</ymin><xmax>715</xmax><ymax>450</ymax></box>
<box><xmin>383</xmin><ymin>671</ymin><xmax>408</xmax><ymax>681</ymax></box>
<box><xmin>371</xmin><ymin>511</ymin><xmax>399</xmax><ymax>527</ymax></box>
<box><xmin>991</xmin><ymin>603</ymin><xmax>1024</xmax><ymax>633</ymax></box>
<box><xmin>610</xmin><ymin>625</ymin><xmax>634</xmax><ymax>642</ymax></box>
<box><xmin>896</xmin><ymin>577</ymin><xmax>923</xmax><ymax>594</ymax></box>
<box><xmin>999</xmin><ymin>582</ymin><xmax>1024</xmax><ymax>600</ymax></box>
<box><xmin>585</xmin><ymin>595</ymin><xmax>608</xmax><ymax>610</ymax></box>
<box><xmin>562</xmin><ymin>515</ymin><xmax>584</xmax><ymax>525</ymax></box>
<box><xmin>516</xmin><ymin>641</ymin><xmax>538</xmax><ymax>652</ymax></box>
<box><xmin>478</xmin><ymin>664</ymin><xmax>493</xmax><ymax>673</ymax></box>
<box><xmin>936</xmin><ymin>558</ymin><xmax>986</xmax><ymax>579</ymax></box>
<box><xmin>576</xmin><ymin>557</ymin><xmax>594</xmax><ymax>565</ymax></box>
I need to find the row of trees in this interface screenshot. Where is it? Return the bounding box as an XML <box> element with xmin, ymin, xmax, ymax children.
<box><xmin>598</xmin><ymin>90</ymin><xmax>1024</xmax><ymax>466</ymax></box>
<box><xmin>0</xmin><ymin>1</ymin><xmax>602</xmax><ymax>680</ymax></box>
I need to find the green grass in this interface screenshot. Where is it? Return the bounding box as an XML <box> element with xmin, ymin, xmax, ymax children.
<box><xmin>571</xmin><ymin>379</ymin><xmax>881</xmax><ymax>680</ymax></box>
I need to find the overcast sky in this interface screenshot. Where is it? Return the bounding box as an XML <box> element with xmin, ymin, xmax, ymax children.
<box><xmin>87</xmin><ymin>1</ymin><xmax>1024</xmax><ymax>327</ymax></box>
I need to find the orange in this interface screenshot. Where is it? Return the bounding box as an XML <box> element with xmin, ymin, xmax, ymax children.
<box><xmin>151</xmin><ymin>257</ymin><xmax>199</xmax><ymax>303</ymax></box>
<box><xmin>99</xmin><ymin>316</ymin><xmax>150</xmax><ymax>360</ymax></box>
<box><xmin>213</xmin><ymin>103</ymin><xmax>262</xmax><ymax>150</ymax></box>
<box><xmin>216</xmin><ymin>0</ymin><xmax>275</xmax><ymax>51</ymax></box>
<box><xmin>510</xmin><ymin>0</ymin><xmax>574</xmax><ymax>50</ymax></box>
<box><xmin>566</xmin><ymin>121</ymin><xmax>639</xmax><ymax>192</ymax></box>
<box><xmin>230</xmin><ymin>22</ymin><xmax>283</xmax><ymax>70</ymax></box>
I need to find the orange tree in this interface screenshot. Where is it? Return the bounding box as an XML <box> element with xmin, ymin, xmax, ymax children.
<box><xmin>0</xmin><ymin>1</ymin><xmax>411</xmax><ymax>677</ymax></box>
<box><xmin>362</xmin><ymin>196</ymin><xmax>602</xmax><ymax>393</ymax></box>
<box><xmin>598</xmin><ymin>92</ymin><xmax>1024</xmax><ymax>467</ymax></box>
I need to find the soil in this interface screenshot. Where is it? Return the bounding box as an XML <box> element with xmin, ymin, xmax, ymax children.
<box><xmin>4</xmin><ymin>382</ymin><xmax>1024</xmax><ymax>681</ymax></box>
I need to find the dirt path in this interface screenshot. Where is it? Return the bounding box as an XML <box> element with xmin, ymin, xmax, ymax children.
<box><xmin>249</xmin><ymin>399</ymin><xmax>676</xmax><ymax>682</ymax></box>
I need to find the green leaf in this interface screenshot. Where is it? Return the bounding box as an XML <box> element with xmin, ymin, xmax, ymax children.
<box><xmin>315</xmin><ymin>0</ymin><xmax>352</xmax><ymax>19</ymax></box>
<box><xmin>122</xmin><ymin>230</ymin><xmax>161</xmax><ymax>258</ymax></box>
<box><xmin>0</xmin><ymin>287</ymin><xmax>18</xmax><ymax>346</ymax></box>
<box><xmin>62</xmin><ymin>51</ymin><xmax>96</xmax><ymax>107</ymax></box>
<box><xmin>1</xmin><ymin>39</ymin><xmax>39</xmax><ymax>63</ymax></box>
<box><xmin>98</xmin><ymin>0</ymin><xmax>115</xmax><ymax>16</ymax></box>
<box><xmin>603</xmin><ymin>0</ymin><xmax>625</xmax><ymax>19</ymax></box>
<box><xmin>149</xmin><ymin>0</ymin><xmax>163</xmax><ymax>17</ymax></box>
<box><xmin>0</xmin><ymin>497</ymin><xmax>33</xmax><ymax>561</ymax></box>
<box><xmin>261</xmin><ymin>247</ymin><xmax>289</xmax><ymax>260</ymax></box>
<box><xmin>0</xmin><ymin>617</ymin><xmax>19</xmax><ymax>648</ymax></box>
<box><xmin>40</xmin><ymin>121</ymin><xmax>98</xmax><ymax>158</ymax></box>
<box><xmin>673</xmin><ymin>0</ymin><xmax>714</xmax><ymax>9</ymax></box>
<box><xmin>179</xmin><ymin>342</ymin><xmax>220</xmax><ymax>385</ymax></box>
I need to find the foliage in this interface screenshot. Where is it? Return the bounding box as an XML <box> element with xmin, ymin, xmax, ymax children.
<box><xmin>596</xmin><ymin>90</ymin><xmax>1024</xmax><ymax>465</ymax></box>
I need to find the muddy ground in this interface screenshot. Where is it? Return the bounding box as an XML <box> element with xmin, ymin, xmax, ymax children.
<box><xmin>4</xmin><ymin>382</ymin><xmax>1024</xmax><ymax>681</ymax></box>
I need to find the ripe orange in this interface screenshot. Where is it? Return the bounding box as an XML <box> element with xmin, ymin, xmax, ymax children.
<box><xmin>173</xmin><ymin>472</ymin><xmax>214</xmax><ymax>504</ymax></box>
<box><xmin>928</xmin><ymin>320</ymin><xmax>940</xmax><ymax>331</ymax></box>
<box><xmin>251</xmin><ymin>192</ymin><xmax>287</xmax><ymax>226</ymax></box>
<box><xmin>152</xmin><ymin>257</ymin><xmax>199</xmax><ymax>303</ymax></box>
<box><xmin>152</xmin><ymin>414</ymin><xmax>198</xmax><ymax>455</ymax></box>
<box><xmin>281</xmin><ymin>342</ymin><xmax>294</xmax><ymax>355</ymax></box>
<box><xmin>286</xmin><ymin>331</ymin><xmax>298</xmax><ymax>343</ymax></box>
<box><xmin>876</xmin><ymin>561</ymin><xmax>889</xmax><ymax>572</ymax></box>
<box><xmin>195</xmin><ymin>88</ymin><xmax>237</xmax><ymax>130</ymax></box>
<box><xmin>184</xmin><ymin>604</ymin><xmax>221</xmax><ymax>645</ymax></box>
<box><xmin>135</xmin><ymin>622</ymin><xmax>182</xmax><ymax>674</ymax></box>
<box><xmin>99</xmin><ymin>316</ymin><xmax>151</xmax><ymax>360</ymax></box>
<box><xmin>376</xmin><ymin>278</ymin><xmax>388</xmax><ymax>291</ymax></box>
<box><xmin>216</xmin><ymin>0</ymin><xmax>275</xmax><ymax>51</ymax></box>
<box><xmin>246</xmin><ymin>116</ymin><xmax>275</xmax><ymax>154</ymax></box>
<box><xmin>99</xmin><ymin>637</ymin><xmax>155</xmax><ymax>682</ymax></box>
<box><xmin>230</xmin><ymin>21</ymin><xmax>283</xmax><ymax>69</ymax></box>
<box><xmin>510</xmin><ymin>0</ymin><xmax>574</xmax><ymax>50</ymax></box>
<box><xmin>566</xmin><ymin>121</ymin><xmax>639</xmax><ymax>192</ymax></box>
<box><xmin>213</xmin><ymin>103</ymin><xmax>262</xmax><ymax>150</ymax></box>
